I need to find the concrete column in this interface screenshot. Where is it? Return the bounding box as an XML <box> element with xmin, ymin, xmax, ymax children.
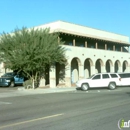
<box><xmin>39</xmin><ymin>78</ymin><xmax>45</xmax><ymax>88</ymax></box>
<box><xmin>90</xmin><ymin>65</ymin><xmax>95</xmax><ymax>75</ymax></box>
<box><xmin>127</xmin><ymin>65</ymin><xmax>130</xmax><ymax>72</ymax></box>
<box><xmin>79</xmin><ymin>65</ymin><xmax>84</xmax><ymax>80</ymax></box>
<box><xmin>105</xmin><ymin>44</ymin><xmax>107</xmax><ymax>50</ymax></box>
<box><xmin>85</xmin><ymin>41</ymin><xmax>87</xmax><ymax>48</ymax></box>
<box><xmin>113</xmin><ymin>45</ymin><xmax>115</xmax><ymax>51</ymax></box>
<box><xmin>73</xmin><ymin>39</ymin><xmax>75</xmax><ymax>46</ymax></box>
<box><xmin>65</xmin><ymin>64</ymin><xmax>71</xmax><ymax>87</ymax></box>
<box><xmin>95</xmin><ymin>42</ymin><xmax>98</xmax><ymax>49</ymax></box>
<box><xmin>121</xmin><ymin>47</ymin><xmax>123</xmax><ymax>52</ymax></box>
<box><xmin>49</xmin><ymin>64</ymin><xmax>56</xmax><ymax>88</ymax></box>
<box><xmin>101</xmin><ymin>65</ymin><xmax>106</xmax><ymax>73</ymax></box>
<box><xmin>0</xmin><ymin>63</ymin><xmax>5</xmax><ymax>77</ymax></box>
<box><xmin>111</xmin><ymin>66</ymin><xmax>114</xmax><ymax>72</ymax></box>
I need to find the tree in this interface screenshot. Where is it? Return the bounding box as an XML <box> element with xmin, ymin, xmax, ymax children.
<box><xmin>0</xmin><ymin>27</ymin><xmax>67</xmax><ymax>88</ymax></box>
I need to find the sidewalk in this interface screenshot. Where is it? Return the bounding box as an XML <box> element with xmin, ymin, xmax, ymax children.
<box><xmin>0</xmin><ymin>87</ymin><xmax>76</xmax><ymax>98</ymax></box>
<box><xmin>18</xmin><ymin>87</ymin><xmax>76</xmax><ymax>94</ymax></box>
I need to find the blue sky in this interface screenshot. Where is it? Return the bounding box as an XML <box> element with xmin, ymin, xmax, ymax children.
<box><xmin>0</xmin><ymin>0</ymin><xmax>130</xmax><ymax>40</ymax></box>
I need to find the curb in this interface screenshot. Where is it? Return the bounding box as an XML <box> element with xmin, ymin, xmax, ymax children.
<box><xmin>17</xmin><ymin>87</ymin><xmax>76</xmax><ymax>94</ymax></box>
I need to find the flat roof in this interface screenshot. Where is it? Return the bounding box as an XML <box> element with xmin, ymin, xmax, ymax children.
<box><xmin>34</xmin><ymin>21</ymin><xmax>130</xmax><ymax>45</ymax></box>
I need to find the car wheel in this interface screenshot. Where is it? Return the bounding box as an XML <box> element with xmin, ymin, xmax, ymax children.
<box><xmin>108</xmin><ymin>82</ymin><xmax>116</xmax><ymax>90</ymax></box>
<box><xmin>81</xmin><ymin>83</ymin><xmax>89</xmax><ymax>91</ymax></box>
<box><xmin>10</xmin><ymin>81</ymin><xmax>15</xmax><ymax>87</ymax></box>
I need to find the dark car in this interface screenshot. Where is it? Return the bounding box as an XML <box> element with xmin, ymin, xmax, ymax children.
<box><xmin>0</xmin><ymin>72</ymin><xmax>26</xmax><ymax>87</ymax></box>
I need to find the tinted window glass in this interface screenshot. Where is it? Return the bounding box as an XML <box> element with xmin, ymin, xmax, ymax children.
<box><xmin>110</xmin><ymin>74</ymin><xmax>118</xmax><ymax>78</ymax></box>
<box><xmin>119</xmin><ymin>73</ymin><xmax>130</xmax><ymax>78</ymax></box>
<box><xmin>102</xmin><ymin>74</ymin><xmax>109</xmax><ymax>79</ymax></box>
<box><xmin>92</xmin><ymin>75</ymin><xmax>101</xmax><ymax>80</ymax></box>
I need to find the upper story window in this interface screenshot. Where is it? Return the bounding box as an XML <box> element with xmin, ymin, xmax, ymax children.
<box><xmin>75</xmin><ymin>42</ymin><xmax>85</xmax><ymax>47</ymax></box>
<box><xmin>64</xmin><ymin>41</ymin><xmax>73</xmax><ymax>46</ymax></box>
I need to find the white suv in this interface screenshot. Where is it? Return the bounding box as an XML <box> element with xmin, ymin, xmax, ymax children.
<box><xmin>76</xmin><ymin>73</ymin><xmax>121</xmax><ymax>91</ymax></box>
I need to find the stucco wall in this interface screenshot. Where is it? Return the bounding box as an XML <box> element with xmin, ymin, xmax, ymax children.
<box><xmin>64</xmin><ymin>45</ymin><xmax>130</xmax><ymax>68</ymax></box>
<box><xmin>36</xmin><ymin>21</ymin><xmax>129</xmax><ymax>44</ymax></box>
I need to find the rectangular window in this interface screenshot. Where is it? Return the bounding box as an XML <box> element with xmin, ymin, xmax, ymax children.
<box><xmin>110</xmin><ymin>74</ymin><xmax>118</xmax><ymax>78</ymax></box>
<box><xmin>102</xmin><ymin>74</ymin><xmax>109</xmax><ymax>79</ymax></box>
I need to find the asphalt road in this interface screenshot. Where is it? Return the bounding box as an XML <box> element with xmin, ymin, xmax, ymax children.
<box><xmin>0</xmin><ymin>87</ymin><xmax>130</xmax><ymax>130</ymax></box>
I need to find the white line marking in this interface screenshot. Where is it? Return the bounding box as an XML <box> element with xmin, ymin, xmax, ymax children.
<box><xmin>0</xmin><ymin>113</ymin><xmax>64</xmax><ymax>129</ymax></box>
<box><xmin>0</xmin><ymin>101</ymin><xmax>12</xmax><ymax>105</ymax></box>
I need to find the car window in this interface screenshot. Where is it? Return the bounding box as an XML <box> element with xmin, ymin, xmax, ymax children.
<box><xmin>92</xmin><ymin>75</ymin><xmax>101</xmax><ymax>80</ymax></box>
<box><xmin>102</xmin><ymin>74</ymin><xmax>109</xmax><ymax>79</ymax></box>
<box><xmin>119</xmin><ymin>73</ymin><xmax>130</xmax><ymax>78</ymax></box>
<box><xmin>110</xmin><ymin>74</ymin><xmax>118</xmax><ymax>78</ymax></box>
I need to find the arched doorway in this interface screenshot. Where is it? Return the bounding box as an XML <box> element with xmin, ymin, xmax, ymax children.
<box><xmin>95</xmin><ymin>59</ymin><xmax>103</xmax><ymax>73</ymax></box>
<box><xmin>56</xmin><ymin>62</ymin><xmax>65</xmax><ymax>85</ymax></box>
<box><xmin>71</xmin><ymin>58</ymin><xmax>80</xmax><ymax>83</ymax></box>
<box><xmin>84</xmin><ymin>58</ymin><xmax>93</xmax><ymax>78</ymax></box>
<box><xmin>106</xmin><ymin>60</ymin><xmax>113</xmax><ymax>72</ymax></box>
<box><xmin>114</xmin><ymin>60</ymin><xmax>121</xmax><ymax>72</ymax></box>
<box><xmin>123</xmin><ymin>60</ymin><xmax>128</xmax><ymax>72</ymax></box>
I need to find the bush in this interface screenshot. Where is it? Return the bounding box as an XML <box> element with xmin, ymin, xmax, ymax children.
<box><xmin>23</xmin><ymin>79</ymin><xmax>32</xmax><ymax>89</ymax></box>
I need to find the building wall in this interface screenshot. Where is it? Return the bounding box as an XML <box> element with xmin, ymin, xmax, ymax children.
<box><xmin>36</xmin><ymin>21</ymin><xmax>129</xmax><ymax>43</ymax></box>
<box><xmin>31</xmin><ymin>21</ymin><xmax>130</xmax><ymax>88</ymax></box>
<box><xmin>54</xmin><ymin>45</ymin><xmax>130</xmax><ymax>87</ymax></box>
<box><xmin>0</xmin><ymin>21</ymin><xmax>130</xmax><ymax>88</ymax></box>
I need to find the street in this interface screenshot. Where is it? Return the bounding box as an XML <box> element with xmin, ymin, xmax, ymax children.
<box><xmin>0</xmin><ymin>87</ymin><xmax>130</xmax><ymax>130</ymax></box>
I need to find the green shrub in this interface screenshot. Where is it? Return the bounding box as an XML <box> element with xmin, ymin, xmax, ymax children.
<box><xmin>23</xmin><ymin>79</ymin><xmax>32</xmax><ymax>89</ymax></box>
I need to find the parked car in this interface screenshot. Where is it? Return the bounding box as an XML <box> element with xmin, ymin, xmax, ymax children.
<box><xmin>76</xmin><ymin>73</ymin><xmax>130</xmax><ymax>91</ymax></box>
<box><xmin>0</xmin><ymin>72</ymin><xmax>26</xmax><ymax>87</ymax></box>
<box><xmin>118</xmin><ymin>73</ymin><xmax>130</xmax><ymax>86</ymax></box>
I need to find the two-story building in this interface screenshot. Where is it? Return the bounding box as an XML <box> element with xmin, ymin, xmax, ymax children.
<box><xmin>1</xmin><ymin>21</ymin><xmax>130</xmax><ymax>88</ymax></box>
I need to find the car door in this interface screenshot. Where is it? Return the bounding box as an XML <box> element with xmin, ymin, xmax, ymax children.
<box><xmin>89</xmin><ymin>74</ymin><xmax>101</xmax><ymax>87</ymax></box>
<box><xmin>14</xmin><ymin>74</ymin><xmax>24</xmax><ymax>84</ymax></box>
<box><xmin>110</xmin><ymin>73</ymin><xmax>120</xmax><ymax>86</ymax></box>
<box><xmin>102</xmin><ymin>74</ymin><xmax>110</xmax><ymax>87</ymax></box>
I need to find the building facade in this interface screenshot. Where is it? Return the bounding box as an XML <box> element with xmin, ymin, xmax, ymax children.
<box><xmin>1</xmin><ymin>21</ymin><xmax>130</xmax><ymax>88</ymax></box>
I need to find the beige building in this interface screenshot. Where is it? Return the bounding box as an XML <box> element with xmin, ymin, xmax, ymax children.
<box><xmin>1</xmin><ymin>21</ymin><xmax>130</xmax><ymax>88</ymax></box>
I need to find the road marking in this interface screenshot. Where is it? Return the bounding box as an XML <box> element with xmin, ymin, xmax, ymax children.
<box><xmin>0</xmin><ymin>113</ymin><xmax>64</xmax><ymax>129</ymax></box>
<box><xmin>0</xmin><ymin>101</ymin><xmax>12</xmax><ymax>105</ymax></box>
<box><xmin>74</xmin><ymin>89</ymin><xmax>123</xmax><ymax>93</ymax></box>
